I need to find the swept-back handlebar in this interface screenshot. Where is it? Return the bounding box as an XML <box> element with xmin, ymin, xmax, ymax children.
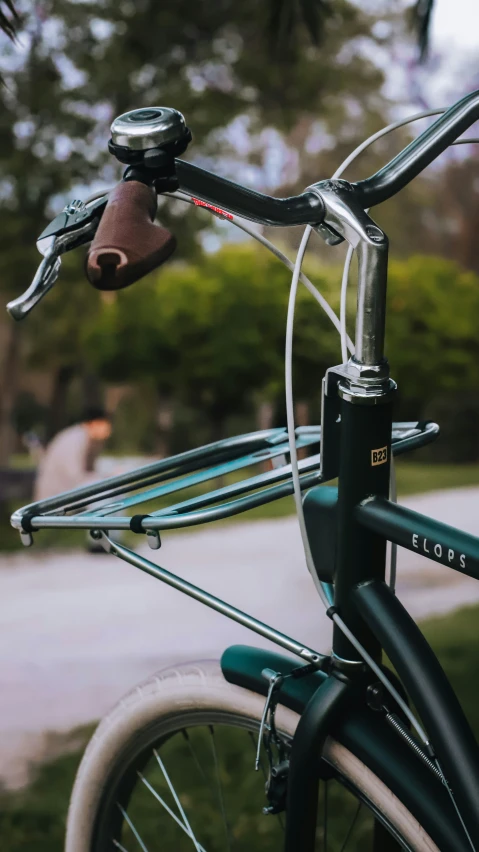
<box><xmin>7</xmin><ymin>90</ymin><xmax>479</xmax><ymax>319</ymax></box>
<box><xmin>354</xmin><ymin>89</ymin><xmax>479</xmax><ymax>207</ymax></box>
<box><xmin>174</xmin><ymin>159</ymin><xmax>325</xmax><ymax>226</ymax></box>
<box><xmin>173</xmin><ymin>89</ymin><xmax>479</xmax><ymax>219</ymax></box>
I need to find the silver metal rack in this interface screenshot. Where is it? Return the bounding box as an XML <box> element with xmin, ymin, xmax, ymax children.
<box><xmin>11</xmin><ymin>421</ymin><xmax>438</xmax><ymax>543</ymax></box>
<box><xmin>8</xmin><ymin>420</ymin><xmax>439</xmax><ymax>671</ymax></box>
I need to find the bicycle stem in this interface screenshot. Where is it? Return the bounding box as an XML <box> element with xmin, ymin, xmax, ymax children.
<box><xmin>309</xmin><ymin>179</ymin><xmax>389</xmax><ymax>374</ymax></box>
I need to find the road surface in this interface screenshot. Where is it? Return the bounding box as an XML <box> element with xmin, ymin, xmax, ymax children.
<box><xmin>1</xmin><ymin>486</ymin><xmax>479</xmax><ymax>787</ymax></box>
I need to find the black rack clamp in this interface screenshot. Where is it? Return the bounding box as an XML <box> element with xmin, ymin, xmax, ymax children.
<box><xmin>130</xmin><ymin>514</ymin><xmax>161</xmax><ymax>550</ymax></box>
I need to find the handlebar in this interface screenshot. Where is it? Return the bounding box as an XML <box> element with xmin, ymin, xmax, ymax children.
<box><xmin>174</xmin><ymin>90</ymin><xmax>479</xmax><ymax>219</ymax></box>
<box><xmin>174</xmin><ymin>159</ymin><xmax>326</xmax><ymax>226</ymax></box>
<box><xmin>7</xmin><ymin>89</ymin><xmax>479</xmax><ymax>318</ymax></box>
<box><xmin>353</xmin><ymin>90</ymin><xmax>479</xmax><ymax>207</ymax></box>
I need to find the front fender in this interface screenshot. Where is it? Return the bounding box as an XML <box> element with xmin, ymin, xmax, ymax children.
<box><xmin>221</xmin><ymin>644</ymin><xmax>468</xmax><ymax>852</ymax></box>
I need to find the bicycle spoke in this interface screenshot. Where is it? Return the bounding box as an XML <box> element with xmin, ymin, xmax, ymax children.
<box><xmin>113</xmin><ymin>722</ymin><xmax>376</xmax><ymax>852</ymax></box>
<box><xmin>209</xmin><ymin>725</ymin><xmax>232</xmax><ymax>851</ymax></box>
<box><xmin>154</xmin><ymin>748</ymin><xmax>202</xmax><ymax>852</ymax></box>
<box><xmin>113</xmin><ymin>840</ymin><xmax>131</xmax><ymax>852</ymax></box>
<box><xmin>340</xmin><ymin>800</ymin><xmax>362</xmax><ymax>851</ymax></box>
<box><xmin>138</xmin><ymin>772</ymin><xmax>207</xmax><ymax>852</ymax></box>
<box><xmin>117</xmin><ymin>803</ymin><xmax>149</xmax><ymax>852</ymax></box>
<box><xmin>183</xmin><ymin>729</ymin><xmax>211</xmax><ymax>788</ymax></box>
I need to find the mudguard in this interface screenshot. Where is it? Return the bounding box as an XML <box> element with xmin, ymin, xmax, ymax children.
<box><xmin>221</xmin><ymin>644</ymin><xmax>468</xmax><ymax>852</ymax></box>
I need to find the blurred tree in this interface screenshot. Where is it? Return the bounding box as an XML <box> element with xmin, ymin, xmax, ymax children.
<box><xmin>420</xmin><ymin>153</ymin><xmax>479</xmax><ymax>275</ymax></box>
<box><xmin>386</xmin><ymin>254</ymin><xmax>479</xmax><ymax>416</ymax></box>
<box><xmin>83</xmin><ymin>246</ymin><xmax>479</xmax><ymax>456</ymax></box>
<box><xmin>0</xmin><ymin>0</ymin><xmax>16</xmax><ymax>40</ymax></box>
<box><xmin>411</xmin><ymin>0</ymin><xmax>434</xmax><ymax>58</ymax></box>
<box><xmin>83</xmin><ymin>244</ymin><xmax>341</xmax><ymax>448</ymax></box>
<box><xmin>0</xmin><ymin>0</ymin><xmax>392</xmax><ymax>462</ymax></box>
<box><xmin>22</xmin><ymin>253</ymin><xmax>103</xmax><ymax>440</ymax></box>
<box><xmin>0</xmin><ymin>0</ymin><xmax>449</xmax><ymax>465</ymax></box>
<box><xmin>51</xmin><ymin>0</ymin><xmax>385</xmax><ymax>140</ymax></box>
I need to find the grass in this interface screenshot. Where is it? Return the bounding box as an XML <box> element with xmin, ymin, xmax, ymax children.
<box><xmin>0</xmin><ymin>604</ymin><xmax>478</xmax><ymax>850</ymax></box>
<box><xmin>394</xmin><ymin>460</ymin><xmax>479</xmax><ymax>497</ymax></box>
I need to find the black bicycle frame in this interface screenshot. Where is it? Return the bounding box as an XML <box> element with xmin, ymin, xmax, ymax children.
<box><xmin>280</xmin><ymin>93</ymin><xmax>479</xmax><ymax>851</ymax></box>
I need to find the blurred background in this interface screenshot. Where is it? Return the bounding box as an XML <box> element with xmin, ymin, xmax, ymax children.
<box><xmin>1</xmin><ymin>0</ymin><xmax>479</xmax><ymax>532</ymax></box>
<box><xmin>2</xmin><ymin>0</ymin><xmax>479</xmax><ymax>848</ymax></box>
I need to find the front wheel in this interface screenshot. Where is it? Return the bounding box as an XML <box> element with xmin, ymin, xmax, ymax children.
<box><xmin>66</xmin><ymin>660</ymin><xmax>438</xmax><ymax>852</ymax></box>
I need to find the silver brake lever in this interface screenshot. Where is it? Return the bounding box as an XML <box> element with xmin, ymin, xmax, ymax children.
<box><xmin>6</xmin><ymin>196</ymin><xmax>107</xmax><ymax>321</ymax></box>
<box><xmin>7</xmin><ymin>244</ymin><xmax>61</xmax><ymax>320</ymax></box>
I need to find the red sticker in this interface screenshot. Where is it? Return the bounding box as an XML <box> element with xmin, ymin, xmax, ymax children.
<box><xmin>192</xmin><ymin>197</ymin><xmax>233</xmax><ymax>220</ymax></box>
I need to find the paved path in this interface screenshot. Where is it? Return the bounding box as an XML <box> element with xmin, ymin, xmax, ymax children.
<box><xmin>2</xmin><ymin>486</ymin><xmax>479</xmax><ymax>787</ymax></box>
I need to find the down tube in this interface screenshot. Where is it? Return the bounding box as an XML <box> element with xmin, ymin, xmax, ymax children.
<box><xmin>352</xmin><ymin>579</ymin><xmax>479</xmax><ymax>847</ymax></box>
<box><xmin>333</xmin><ymin>395</ymin><xmax>394</xmax><ymax>663</ymax></box>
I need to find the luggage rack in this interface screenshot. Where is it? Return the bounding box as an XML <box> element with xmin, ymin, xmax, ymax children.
<box><xmin>11</xmin><ymin>420</ymin><xmax>439</xmax><ymax>546</ymax></box>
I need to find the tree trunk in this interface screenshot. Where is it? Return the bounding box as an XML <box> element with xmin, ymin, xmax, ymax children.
<box><xmin>0</xmin><ymin>321</ymin><xmax>20</xmax><ymax>465</ymax></box>
<box><xmin>256</xmin><ymin>399</ymin><xmax>274</xmax><ymax>432</ymax></box>
<box><xmin>82</xmin><ymin>369</ymin><xmax>103</xmax><ymax>412</ymax></box>
<box><xmin>295</xmin><ymin>399</ymin><xmax>310</xmax><ymax>460</ymax></box>
<box><xmin>257</xmin><ymin>398</ymin><xmax>275</xmax><ymax>471</ymax></box>
<box><xmin>47</xmin><ymin>364</ymin><xmax>76</xmax><ymax>441</ymax></box>
<box><xmin>155</xmin><ymin>392</ymin><xmax>175</xmax><ymax>458</ymax></box>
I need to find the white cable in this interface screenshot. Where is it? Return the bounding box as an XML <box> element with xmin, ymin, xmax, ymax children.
<box><xmin>228</xmin><ymin>215</ymin><xmax>354</xmax><ymax>352</ymax></box>
<box><xmin>339</xmin><ymin>244</ymin><xmax>354</xmax><ymax>363</ymax></box>
<box><xmin>332</xmin><ymin>612</ymin><xmax>430</xmax><ymax>745</ymax></box>
<box><xmin>286</xmin><ymin>107</ymin><xmax>450</xmax><ymax>594</ymax></box>
<box><xmin>389</xmin><ymin>457</ymin><xmax>398</xmax><ymax>592</ymax></box>
<box><xmin>283</xmin><ymin>107</ymin><xmax>465</xmax><ymax>744</ymax></box>
<box><xmin>332</xmin><ymin>108</ymin><xmax>446</xmax><ymax>181</ymax></box>
<box><xmin>332</xmin><ymin>108</ymin><xmax>447</xmax><ymax>367</ymax></box>
<box><xmin>284</xmin><ymin>224</ymin><xmax>330</xmax><ymax>606</ymax></box>
<box><xmin>284</xmin><ymin>221</ymin><xmax>429</xmax><ymax>740</ymax></box>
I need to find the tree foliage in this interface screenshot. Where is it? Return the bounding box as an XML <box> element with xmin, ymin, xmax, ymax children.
<box><xmin>0</xmin><ymin>0</ymin><xmax>391</xmax><ymax>461</ymax></box>
<box><xmin>0</xmin><ymin>0</ymin><xmax>469</xmax><ymax>463</ymax></box>
<box><xmin>81</xmin><ymin>244</ymin><xmax>479</xmax><ymax>447</ymax></box>
<box><xmin>83</xmin><ymin>244</ymin><xmax>341</xmax><ymax>437</ymax></box>
<box><xmin>386</xmin><ymin>254</ymin><xmax>479</xmax><ymax>407</ymax></box>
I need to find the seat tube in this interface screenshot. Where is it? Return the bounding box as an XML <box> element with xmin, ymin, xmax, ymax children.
<box><xmin>310</xmin><ymin>179</ymin><xmax>396</xmax><ymax>665</ymax></box>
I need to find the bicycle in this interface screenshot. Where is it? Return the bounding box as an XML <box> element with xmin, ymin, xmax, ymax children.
<box><xmin>7</xmin><ymin>91</ymin><xmax>479</xmax><ymax>852</ymax></box>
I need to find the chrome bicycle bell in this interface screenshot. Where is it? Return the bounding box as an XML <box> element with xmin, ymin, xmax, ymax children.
<box><xmin>108</xmin><ymin>107</ymin><xmax>192</xmax><ymax>168</ymax></box>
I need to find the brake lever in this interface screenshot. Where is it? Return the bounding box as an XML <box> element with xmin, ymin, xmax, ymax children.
<box><xmin>7</xmin><ymin>249</ymin><xmax>62</xmax><ymax>320</ymax></box>
<box><xmin>6</xmin><ymin>195</ymin><xmax>108</xmax><ymax>321</ymax></box>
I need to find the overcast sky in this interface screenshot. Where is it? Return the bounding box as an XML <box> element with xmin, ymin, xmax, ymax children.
<box><xmin>430</xmin><ymin>0</ymin><xmax>479</xmax><ymax>49</ymax></box>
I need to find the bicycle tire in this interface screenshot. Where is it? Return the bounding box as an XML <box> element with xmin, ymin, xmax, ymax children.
<box><xmin>65</xmin><ymin>659</ymin><xmax>439</xmax><ymax>852</ymax></box>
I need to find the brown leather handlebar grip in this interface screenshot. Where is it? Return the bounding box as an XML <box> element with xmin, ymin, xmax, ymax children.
<box><xmin>86</xmin><ymin>181</ymin><xmax>176</xmax><ymax>290</ymax></box>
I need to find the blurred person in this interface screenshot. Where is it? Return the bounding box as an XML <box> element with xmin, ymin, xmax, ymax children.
<box><xmin>34</xmin><ymin>407</ymin><xmax>112</xmax><ymax>502</ymax></box>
